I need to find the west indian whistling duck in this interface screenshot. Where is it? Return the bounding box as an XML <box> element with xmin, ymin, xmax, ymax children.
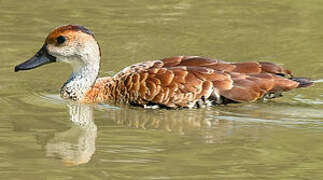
<box><xmin>15</xmin><ymin>25</ymin><xmax>313</xmax><ymax>109</ymax></box>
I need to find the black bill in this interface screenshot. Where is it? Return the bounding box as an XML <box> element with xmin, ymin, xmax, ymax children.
<box><xmin>14</xmin><ymin>45</ymin><xmax>56</xmax><ymax>72</ymax></box>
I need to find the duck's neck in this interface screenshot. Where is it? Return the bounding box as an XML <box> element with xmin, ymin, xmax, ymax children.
<box><xmin>60</xmin><ymin>57</ymin><xmax>100</xmax><ymax>101</ymax></box>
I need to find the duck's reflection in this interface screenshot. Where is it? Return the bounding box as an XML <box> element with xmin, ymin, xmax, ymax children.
<box><xmin>109</xmin><ymin>106</ymin><xmax>217</xmax><ymax>135</ymax></box>
<box><xmin>45</xmin><ymin>102</ymin><xmax>227</xmax><ymax>166</ymax></box>
<box><xmin>108</xmin><ymin>106</ymin><xmax>232</xmax><ymax>144</ymax></box>
<box><xmin>45</xmin><ymin>103</ymin><xmax>97</xmax><ymax>166</ymax></box>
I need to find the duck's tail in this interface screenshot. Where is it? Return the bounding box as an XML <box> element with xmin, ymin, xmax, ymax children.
<box><xmin>291</xmin><ymin>77</ymin><xmax>314</xmax><ymax>88</ymax></box>
<box><xmin>312</xmin><ymin>79</ymin><xmax>323</xmax><ymax>83</ymax></box>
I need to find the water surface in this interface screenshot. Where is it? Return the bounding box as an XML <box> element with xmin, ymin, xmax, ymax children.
<box><xmin>1</xmin><ymin>0</ymin><xmax>323</xmax><ymax>179</ymax></box>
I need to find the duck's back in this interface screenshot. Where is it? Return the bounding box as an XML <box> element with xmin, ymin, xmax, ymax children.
<box><xmin>83</xmin><ymin>56</ymin><xmax>312</xmax><ymax>108</ymax></box>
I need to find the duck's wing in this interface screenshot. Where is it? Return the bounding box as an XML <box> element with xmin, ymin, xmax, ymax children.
<box><xmin>116</xmin><ymin>56</ymin><xmax>302</xmax><ymax>108</ymax></box>
<box><xmin>162</xmin><ymin>56</ymin><xmax>293</xmax><ymax>76</ymax></box>
<box><xmin>87</xmin><ymin>56</ymin><xmax>309</xmax><ymax>108</ymax></box>
<box><xmin>160</xmin><ymin>56</ymin><xmax>300</xmax><ymax>103</ymax></box>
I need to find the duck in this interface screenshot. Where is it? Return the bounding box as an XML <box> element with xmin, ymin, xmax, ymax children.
<box><xmin>14</xmin><ymin>25</ymin><xmax>313</xmax><ymax>109</ymax></box>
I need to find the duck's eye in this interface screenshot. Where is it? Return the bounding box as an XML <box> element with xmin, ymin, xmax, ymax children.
<box><xmin>56</xmin><ymin>36</ymin><xmax>66</xmax><ymax>44</ymax></box>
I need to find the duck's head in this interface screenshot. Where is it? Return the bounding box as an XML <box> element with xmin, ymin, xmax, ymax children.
<box><xmin>15</xmin><ymin>25</ymin><xmax>100</xmax><ymax>72</ymax></box>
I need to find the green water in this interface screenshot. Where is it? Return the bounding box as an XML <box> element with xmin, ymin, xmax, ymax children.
<box><xmin>1</xmin><ymin>0</ymin><xmax>323</xmax><ymax>179</ymax></box>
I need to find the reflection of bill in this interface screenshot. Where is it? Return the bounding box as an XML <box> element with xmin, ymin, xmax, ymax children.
<box><xmin>46</xmin><ymin>103</ymin><xmax>97</xmax><ymax>166</ymax></box>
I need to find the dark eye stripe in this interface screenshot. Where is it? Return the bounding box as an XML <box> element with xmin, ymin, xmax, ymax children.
<box><xmin>57</xmin><ymin>36</ymin><xmax>66</xmax><ymax>44</ymax></box>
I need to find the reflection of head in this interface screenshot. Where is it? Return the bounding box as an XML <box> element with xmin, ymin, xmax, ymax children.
<box><xmin>46</xmin><ymin>103</ymin><xmax>97</xmax><ymax>166</ymax></box>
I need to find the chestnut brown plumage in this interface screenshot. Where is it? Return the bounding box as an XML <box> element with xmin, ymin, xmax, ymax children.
<box><xmin>82</xmin><ymin>56</ymin><xmax>312</xmax><ymax>108</ymax></box>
